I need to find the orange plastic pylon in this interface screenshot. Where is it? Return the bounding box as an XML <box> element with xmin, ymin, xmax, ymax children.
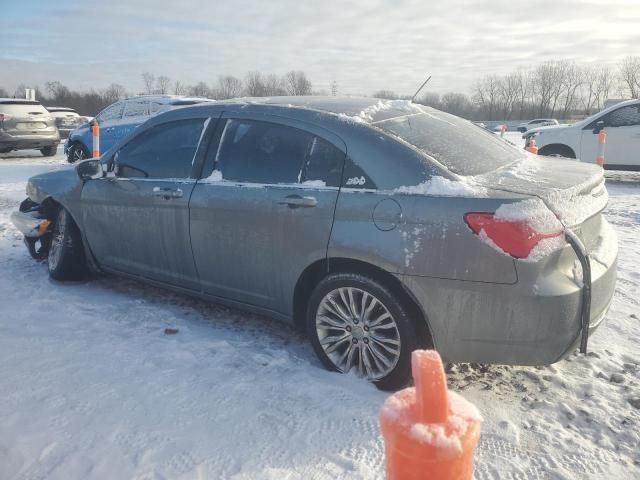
<box><xmin>92</xmin><ymin>122</ymin><xmax>100</xmax><ymax>158</ymax></box>
<box><xmin>526</xmin><ymin>138</ymin><xmax>538</xmax><ymax>155</ymax></box>
<box><xmin>596</xmin><ymin>129</ymin><xmax>606</xmax><ymax>167</ymax></box>
<box><xmin>379</xmin><ymin>350</ymin><xmax>482</xmax><ymax>480</ymax></box>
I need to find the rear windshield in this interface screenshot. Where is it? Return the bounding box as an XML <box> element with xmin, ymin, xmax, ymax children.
<box><xmin>0</xmin><ymin>102</ymin><xmax>50</xmax><ymax>116</ymax></box>
<box><xmin>374</xmin><ymin>107</ymin><xmax>523</xmax><ymax>176</ymax></box>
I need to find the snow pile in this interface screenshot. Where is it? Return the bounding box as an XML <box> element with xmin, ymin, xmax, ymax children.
<box><xmin>381</xmin><ymin>388</ymin><xmax>482</xmax><ymax>456</ymax></box>
<box><xmin>495</xmin><ymin>198</ymin><xmax>563</xmax><ymax>233</ymax></box>
<box><xmin>395</xmin><ymin>176</ymin><xmax>487</xmax><ymax>197</ymax></box>
<box><xmin>338</xmin><ymin>100</ymin><xmax>421</xmax><ymax>124</ymax></box>
<box><xmin>200</xmin><ymin>170</ymin><xmax>223</xmax><ymax>183</ymax></box>
<box><xmin>301</xmin><ymin>180</ymin><xmax>326</xmax><ymax>187</ymax></box>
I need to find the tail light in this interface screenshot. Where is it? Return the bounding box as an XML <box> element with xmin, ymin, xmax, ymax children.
<box><xmin>465</xmin><ymin>212</ymin><xmax>562</xmax><ymax>259</ymax></box>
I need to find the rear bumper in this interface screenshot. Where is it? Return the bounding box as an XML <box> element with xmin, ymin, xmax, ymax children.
<box><xmin>402</xmin><ymin>239</ymin><xmax>617</xmax><ymax>366</ymax></box>
<box><xmin>0</xmin><ymin>130</ymin><xmax>60</xmax><ymax>150</ymax></box>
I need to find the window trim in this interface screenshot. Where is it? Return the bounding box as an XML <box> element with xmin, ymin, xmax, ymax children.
<box><xmin>198</xmin><ymin>111</ymin><xmax>347</xmax><ymax>188</ymax></box>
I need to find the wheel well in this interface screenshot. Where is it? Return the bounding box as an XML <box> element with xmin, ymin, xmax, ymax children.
<box><xmin>293</xmin><ymin>258</ymin><xmax>434</xmax><ymax>348</ymax></box>
<box><xmin>538</xmin><ymin>143</ymin><xmax>576</xmax><ymax>158</ymax></box>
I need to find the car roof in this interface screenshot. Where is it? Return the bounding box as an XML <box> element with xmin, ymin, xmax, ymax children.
<box><xmin>0</xmin><ymin>99</ymin><xmax>42</xmax><ymax>105</ymax></box>
<box><xmin>185</xmin><ymin>96</ymin><xmax>420</xmax><ymax>124</ymax></box>
<box><xmin>123</xmin><ymin>94</ymin><xmax>215</xmax><ymax>105</ymax></box>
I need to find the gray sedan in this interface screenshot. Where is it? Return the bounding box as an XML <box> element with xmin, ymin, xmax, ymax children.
<box><xmin>11</xmin><ymin>97</ymin><xmax>617</xmax><ymax>390</ymax></box>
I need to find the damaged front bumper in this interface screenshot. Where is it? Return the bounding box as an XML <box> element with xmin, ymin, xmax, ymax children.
<box><xmin>10</xmin><ymin>210</ymin><xmax>51</xmax><ymax>238</ymax></box>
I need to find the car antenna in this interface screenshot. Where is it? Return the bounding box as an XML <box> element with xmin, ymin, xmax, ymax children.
<box><xmin>411</xmin><ymin>75</ymin><xmax>432</xmax><ymax>103</ymax></box>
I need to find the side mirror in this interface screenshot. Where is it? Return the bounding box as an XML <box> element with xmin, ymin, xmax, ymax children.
<box><xmin>593</xmin><ymin>120</ymin><xmax>605</xmax><ymax>134</ymax></box>
<box><xmin>76</xmin><ymin>159</ymin><xmax>104</xmax><ymax>181</ymax></box>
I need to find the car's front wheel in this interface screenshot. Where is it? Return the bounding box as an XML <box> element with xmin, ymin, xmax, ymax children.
<box><xmin>48</xmin><ymin>208</ymin><xmax>87</xmax><ymax>281</ymax></box>
<box><xmin>307</xmin><ymin>273</ymin><xmax>420</xmax><ymax>391</ymax></box>
<box><xmin>40</xmin><ymin>145</ymin><xmax>57</xmax><ymax>157</ymax></box>
<box><xmin>67</xmin><ymin>142</ymin><xmax>89</xmax><ymax>163</ymax></box>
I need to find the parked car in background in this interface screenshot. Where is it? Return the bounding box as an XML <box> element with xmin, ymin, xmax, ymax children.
<box><xmin>517</xmin><ymin>118</ymin><xmax>559</xmax><ymax>132</ymax></box>
<box><xmin>524</xmin><ymin>99</ymin><xmax>640</xmax><ymax>170</ymax></box>
<box><xmin>12</xmin><ymin>97</ymin><xmax>617</xmax><ymax>390</ymax></box>
<box><xmin>64</xmin><ymin>95</ymin><xmax>214</xmax><ymax>162</ymax></box>
<box><xmin>0</xmin><ymin>99</ymin><xmax>60</xmax><ymax>156</ymax></box>
<box><xmin>46</xmin><ymin>107</ymin><xmax>86</xmax><ymax>139</ymax></box>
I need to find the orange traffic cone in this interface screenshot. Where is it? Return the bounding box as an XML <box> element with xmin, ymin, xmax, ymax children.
<box><xmin>526</xmin><ymin>138</ymin><xmax>538</xmax><ymax>155</ymax></box>
<box><xmin>379</xmin><ymin>350</ymin><xmax>482</xmax><ymax>480</ymax></box>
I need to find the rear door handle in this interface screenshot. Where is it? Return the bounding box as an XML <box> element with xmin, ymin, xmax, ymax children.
<box><xmin>278</xmin><ymin>195</ymin><xmax>318</xmax><ymax>208</ymax></box>
<box><xmin>153</xmin><ymin>186</ymin><xmax>183</xmax><ymax>199</ymax></box>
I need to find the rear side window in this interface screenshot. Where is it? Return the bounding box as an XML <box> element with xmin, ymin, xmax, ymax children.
<box><xmin>123</xmin><ymin>101</ymin><xmax>148</xmax><ymax>118</ymax></box>
<box><xmin>0</xmin><ymin>102</ymin><xmax>49</xmax><ymax>116</ymax></box>
<box><xmin>375</xmin><ymin>107</ymin><xmax>522</xmax><ymax>176</ymax></box>
<box><xmin>97</xmin><ymin>102</ymin><xmax>124</xmax><ymax>122</ymax></box>
<box><xmin>213</xmin><ymin>119</ymin><xmax>343</xmax><ymax>186</ymax></box>
<box><xmin>115</xmin><ymin>119</ymin><xmax>206</xmax><ymax>179</ymax></box>
<box><xmin>605</xmin><ymin>105</ymin><xmax>640</xmax><ymax>127</ymax></box>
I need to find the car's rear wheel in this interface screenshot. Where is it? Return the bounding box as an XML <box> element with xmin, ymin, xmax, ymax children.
<box><xmin>307</xmin><ymin>273</ymin><xmax>419</xmax><ymax>391</ymax></box>
<box><xmin>48</xmin><ymin>208</ymin><xmax>87</xmax><ymax>281</ymax></box>
<box><xmin>40</xmin><ymin>145</ymin><xmax>57</xmax><ymax>157</ymax></box>
<box><xmin>67</xmin><ymin>142</ymin><xmax>89</xmax><ymax>163</ymax></box>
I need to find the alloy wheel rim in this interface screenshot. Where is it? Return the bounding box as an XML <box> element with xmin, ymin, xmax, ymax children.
<box><xmin>73</xmin><ymin>147</ymin><xmax>86</xmax><ymax>161</ymax></box>
<box><xmin>316</xmin><ymin>287</ymin><xmax>401</xmax><ymax>380</ymax></box>
<box><xmin>48</xmin><ymin>212</ymin><xmax>66</xmax><ymax>270</ymax></box>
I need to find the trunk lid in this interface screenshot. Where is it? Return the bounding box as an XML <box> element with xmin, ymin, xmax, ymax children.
<box><xmin>474</xmin><ymin>155</ymin><xmax>607</xmax><ymax>228</ymax></box>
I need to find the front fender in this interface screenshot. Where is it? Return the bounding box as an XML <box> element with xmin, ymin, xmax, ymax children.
<box><xmin>26</xmin><ymin>168</ymin><xmax>85</xmax><ymax>228</ymax></box>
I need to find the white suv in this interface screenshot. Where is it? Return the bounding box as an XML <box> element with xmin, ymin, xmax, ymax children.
<box><xmin>524</xmin><ymin>99</ymin><xmax>640</xmax><ymax>170</ymax></box>
<box><xmin>517</xmin><ymin>118</ymin><xmax>559</xmax><ymax>133</ymax></box>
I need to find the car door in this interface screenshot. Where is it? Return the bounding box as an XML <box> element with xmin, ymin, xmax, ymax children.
<box><xmin>189</xmin><ymin>114</ymin><xmax>346</xmax><ymax>314</ymax></box>
<box><xmin>94</xmin><ymin>101</ymin><xmax>125</xmax><ymax>153</ymax></box>
<box><xmin>581</xmin><ymin>104</ymin><xmax>640</xmax><ymax>168</ymax></box>
<box><xmin>81</xmin><ymin>116</ymin><xmax>214</xmax><ymax>289</ymax></box>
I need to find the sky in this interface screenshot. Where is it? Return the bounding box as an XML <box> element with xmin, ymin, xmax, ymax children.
<box><xmin>1</xmin><ymin>0</ymin><xmax>639</xmax><ymax>96</ymax></box>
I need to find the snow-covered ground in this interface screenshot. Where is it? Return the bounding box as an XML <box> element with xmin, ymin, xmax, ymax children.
<box><xmin>0</xmin><ymin>145</ymin><xmax>639</xmax><ymax>479</ymax></box>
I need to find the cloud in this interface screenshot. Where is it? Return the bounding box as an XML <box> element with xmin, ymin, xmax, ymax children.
<box><xmin>1</xmin><ymin>0</ymin><xmax>638</xmax><ymax>95</ymax></box>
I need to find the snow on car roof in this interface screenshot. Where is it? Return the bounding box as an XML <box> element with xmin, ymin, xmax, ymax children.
<box><xmin>124</xmin><ymin>94</ymin><xmax>215</xmax><ymax>105</ymax></box>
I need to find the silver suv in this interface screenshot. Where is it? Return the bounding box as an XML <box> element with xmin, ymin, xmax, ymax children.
<box><xmin>0</xmin><ymin>99</ymin><xmax>60</xmax><ymax>156</ymax></box>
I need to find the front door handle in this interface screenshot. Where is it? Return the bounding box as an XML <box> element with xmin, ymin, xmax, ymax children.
<box><xmin>153</xmin><ymin>186</ymin><xmax>183</xmax><ymax>199</ymax></box>
<box><xmin>278</xmin><ymin>194</ymin><xmax>318</xmax><ymax>208</ymax></box>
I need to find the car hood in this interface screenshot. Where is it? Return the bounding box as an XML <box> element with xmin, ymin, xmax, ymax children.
<box><xmin>474</xmin><ymin>155</ymin><xmax>607</xmax><ymax>227</ymax></box>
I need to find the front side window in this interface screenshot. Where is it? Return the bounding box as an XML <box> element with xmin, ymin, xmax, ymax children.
<box><xmin>604</xmin><ymin>105</ymin><xmax>640</xmax><ymax>128</ymax></box>
<box><xmin>214</xmin><ymin>119</ymin><xmax>343</xmax><ymax>186</ymax></box>
<box><xmin>97</xmin><ymin>102</ymin><xmax>124</xmax><ymax>122</ymax></box>
<box><xmin>115</xmin><ymin>119</ymin><xmax>206</xmax><ymax>179</ymax></box>
<box><xmin>123</xmin><ymin>101</ymin><xmax>148</xmax><ymax>118</ymax></box>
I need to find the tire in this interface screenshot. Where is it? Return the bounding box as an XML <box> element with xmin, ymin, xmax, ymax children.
<box><xmin>67</xmin><ymin>142</ymin><xmax>89</xmax><ymax>163</ymax></box>
<box><xmin>539</xmin><ymin>144</ymin><xmax>575</xmax><ymax>158</ymax></box>
<box><xmin>48</xmin><ymin>208</ymin><xmax>87</xmax><ymax>281</ymax></box>
<box><xmin>306</xmin><ymin>272</ymin><xmax>420</xmax><ymax>391</ymax></box>
<box><xmin>40</xmin><ymin>145</ymin><xmax>57</xmax><ymax>157</ymax></box>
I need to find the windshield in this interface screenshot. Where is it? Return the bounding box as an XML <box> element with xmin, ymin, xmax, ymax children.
<box><xmin>374</xmin><ymin>107</ymin><xmax>523</xmax><ymax>176</ymax></box>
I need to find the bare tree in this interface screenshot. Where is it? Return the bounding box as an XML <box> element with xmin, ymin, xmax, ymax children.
<box><xmin>141</xmin><ymin>72</ymin><xmax>155</xmax><ymax>94</ymax></box>
<box><xmin>559</xmin><ymin>62</ymin><xmax>583</xmax><ymax>119</ymax></box>
<box><xmin>285</xmin><ymin>71</ymin><xmax>312</xmax><ymax>96</ymax></box>
<box><xmin>498</xmin><ymin>73</ymin><xmax>520</xmax><ymax>120</ymax></box>
<box><xmin>244</xmin><ymin>71</ymin><xmax>266</xmax><ymax>97</ymax></box>
<box><xmin>101</xmin><ymin>83</ymin><xmax>127</xmax><ymax>104</ymax></box>
<box><xmin>173</xmin><ymin>81</ymin><xmax>186</xmax><ymax>96</ymax></box>
<box><xmin>373</xmin><ymin>90</ymin><xmax>398</xmax><ymax>99</ymax></box>
<box><xmin>0</xmin><ymin>87</ymin><xmax>8</xmax><ymax>97</ymax></box>
<box><xmin>264</xmin><ymin>74</ymin><xmax>286</xmax><ymax>96</ymax></box>
<box><xmin>619</xmin><ymin>56</ymin><xmax>640</xmax><ymax>98</ymax></box>
<box><xmin>418</xmin><ymin>92</ymin><xmax>441</xmax><ymax>109</ymax></box>
<box><xmin>156</xmin><ymin>75</ymin><xmax>171</xmax><ymax>94</ymax></box>
<box><xmin>188</xmin><ymin>82</ymin><xmax>211</xmax><ymax>97</ymax></box>
<box><xmin>216</xmin><ymin>75</ymin><xmax>243</xmax><ymax>99</ymax></box>
<box><xmin>440</xmin><ymin>92</ymin><xmax>472</xmax><ymax>117</ymax></box>
<box><xmin>473</xmin><ymin>75</ymin><xmax>501</xmax><ymax>119</ymax></box>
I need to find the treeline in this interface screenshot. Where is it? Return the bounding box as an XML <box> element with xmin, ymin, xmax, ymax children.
<box><xmin>380</xmin><ymin>56</ymin><xmax>640</xmax><ymax>121</ymax></box>
<box><xmin>2</xmin><ymin>57</ymin><xmax>639</xmax><ymax>120</ymax></box>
